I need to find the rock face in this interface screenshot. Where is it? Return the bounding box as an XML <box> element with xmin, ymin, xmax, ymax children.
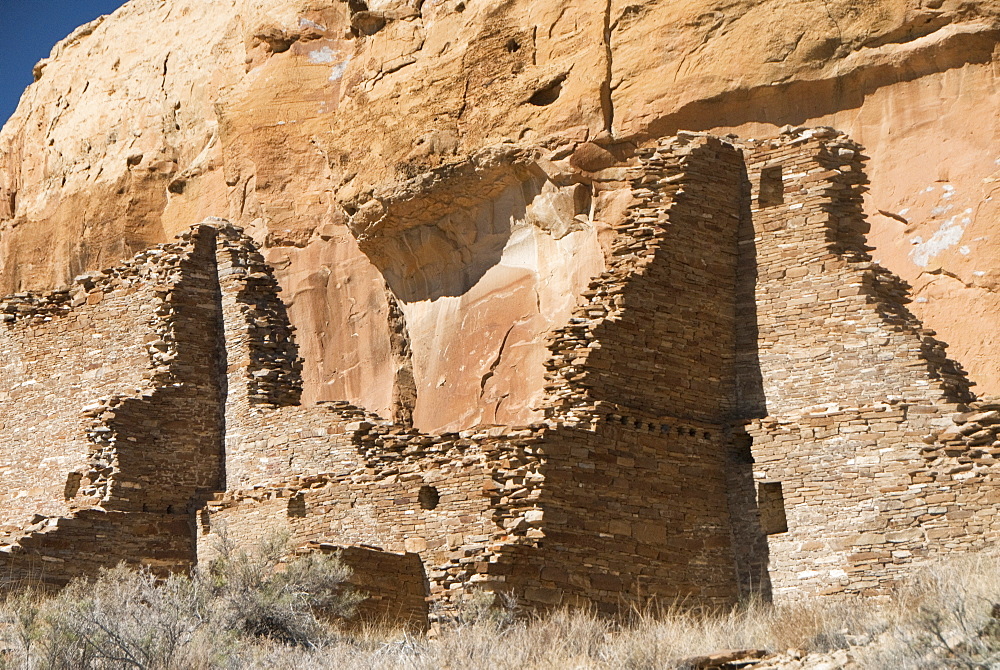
<box><xmin>4</xmin><ymin>0</ymin><xmax>1000</xmax><ymax>429</ymax></box>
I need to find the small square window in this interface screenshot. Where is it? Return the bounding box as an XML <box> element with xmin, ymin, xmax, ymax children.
<box><xmin>287</xmin><ymin>492</ymin><xmax>306</xmax><ymax>518</ymax></box>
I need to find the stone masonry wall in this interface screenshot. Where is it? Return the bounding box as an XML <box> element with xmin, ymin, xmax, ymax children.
<box><xmin>544</xmin><ymin>133</ymin><xmax>747</xmax><ymax>426</ymax></box>
<box><xmin>0</xmin><ymin>225</ymin><xmax>227</xmax><ymax>583</ymax></box>
<box><xmin>0</xmin><ymin>269</ymin><xmax>158</xmax><ymax>532</ymax></box>
<box><xmin>6</xmin><ymin>128</ymin><xmax>1000</xmax><ymax>627</ymax></box>
<box><xmin>199</xmin><ymin>135</ymin><xmax>754</xmax><ymax>621</ymax></box>
<box><xmin>521</xmin><ymin>134</ymin><xmax>752</xmax><ymax>610</ymax></box>
<box><xmin>737</xmin><ymin>128</ymin><xmax>997</xmax><ymax>599</ymax></box>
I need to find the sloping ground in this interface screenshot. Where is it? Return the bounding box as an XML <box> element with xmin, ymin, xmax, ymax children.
<box><xmin>2</xmin><ymin>0</ymin><xmax>1000</xmax><ymax>412</ymax></box>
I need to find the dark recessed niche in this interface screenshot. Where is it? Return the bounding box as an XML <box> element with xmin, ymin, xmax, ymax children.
<box><xmin>418</xmin><ymin>485</ymin><xmax>440</xmax><ymax>510</ymax></box>
<box><xmin>735</xmin><ymin>433</ymin><xmax>755</xmax><ymax>464</ymax></box>
<box><xmin>758</xmin><ymin>481</ymin><xmax>789</xmax><ymax>535</ymax></box>
<box><xmin>288</xmin><ymin>493</ymin><xmax>306</xmax><ymax>518</ymax></box>
<box><xmin>759</xmin><ymin>165</ymin><xmax>784</xmax><ymax>208</ymax></box>
<box><xmin>528</xmin><ymin>75</ymin><xmax>566</xmax><ymax>107</ymax></box>
<box><xmin>64</xmin><ymin>472</ymin><xmax>82</xmax><ymax>500</ymax></box>
<box><xmin>505</xmin><ymin>38</ymin><xmax>521</xmax><ymax>53</ymax></box>
<box><xmin>167</xmin><ymin>177</ymin><xmax>187</xmax><ymax>195</ymax></box>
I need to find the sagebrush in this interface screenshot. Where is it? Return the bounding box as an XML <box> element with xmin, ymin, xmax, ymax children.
<box><xmin>2</xmin><ymin>547</ymin><xmax>1000</xmax><ymax>669</ymax></box>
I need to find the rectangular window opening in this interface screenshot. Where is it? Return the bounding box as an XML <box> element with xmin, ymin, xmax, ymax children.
<box><xmin>735</xmin><ymin>433</ymin><xmax>755</xmax><ymax>464</ymax></box>
<box><xmin>758</xmin><ymin>481</ymin><xmax>788</xmax><ymax>535</ymax></box>
<box><xmin>759</xmin><ymin>165</ymin><xmax>784</xmax><ymax>208</ymax></box>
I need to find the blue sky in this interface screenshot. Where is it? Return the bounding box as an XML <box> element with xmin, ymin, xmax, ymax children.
<box><xmin>0</xmin><ymin>0</ymin><xmax>129</xmax><ymax>127</ymax></box>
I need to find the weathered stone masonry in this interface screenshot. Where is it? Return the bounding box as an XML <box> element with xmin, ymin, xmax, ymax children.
<box><xmin>0</xmin><ymin>226</ymin><xmax>226</xmax><ymax>582</ymax></box>
<box><xmin>3</xmin><ymin>128</ymin><xmax>1000</xmax><ymax>627</ymax></box>
<box><xmin>200</xmin><ymin>135</ymin><xmax>751</xmax><ymax>622</ymax></box>
<box><xmin>738</xmin><ymin>129</ymin><xmax>1000</xmax><ymax>601</ymax></box>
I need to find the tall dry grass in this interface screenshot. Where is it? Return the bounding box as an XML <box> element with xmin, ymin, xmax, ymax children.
<box><xmin>1</xmin><ymin>547</ymin><xmax>1000</xmax><ymax>669</ymax></box>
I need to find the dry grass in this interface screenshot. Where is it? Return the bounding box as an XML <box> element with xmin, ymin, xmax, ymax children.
<box><xmin>2</xmin><ymin>548</ymin><xmax>1000</xmax><ymax>669</ymax></box>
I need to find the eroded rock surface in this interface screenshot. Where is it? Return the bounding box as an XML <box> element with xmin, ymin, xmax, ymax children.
<box><xmin>4</xmin><ymin>0</ymin><xmax>1000</xmax><ymax>425</ymax></box>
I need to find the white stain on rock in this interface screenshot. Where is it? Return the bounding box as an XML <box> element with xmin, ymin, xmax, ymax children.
<box><xmin>309</xmin><ymin>47</ymin><xmax>336</xmax><ymax>64</ymax></box>
<box><xmin>910</xmin><ymin>213</ymin><xmax>973</xmax><ymax>267</ymax></box>
<box><xmin>931</xmin><ymin>204</ymin><xmax>953</xmax><ymax>216</ymax></box>
<box><xmin>299</xmin><ymin>18</ymin><xmax>326</xmax><ymax>31</ymax></box>
<box><xmin>330</xmin><ymin>57</ymin><xmax>352</xmax><ymax>81</ymax></box>
<box><xmin>307</xmin><ymin>47</ymin><xmax>351</xmax><ymax>81</ymax></box>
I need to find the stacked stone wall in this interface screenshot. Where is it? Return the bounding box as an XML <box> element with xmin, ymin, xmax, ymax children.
<box><xmin>737</xmin><ymin>129</ymin><xmax>992</xmax><ymax>598</ymax></box>
<box><xmin>529</xmin><ymin>134</ymin><xmax>752</xmax><ymax>609</ymax></box>
<box><xmin>508</xmin><ymin>419</ymin><xmax>739</xmax><ymax>611</ymax></box>
<box><xmin>7</xmin><ymin>127</ymin><xmax>1000</xmax><ymax>629</ymax></box>
<box><xmin>0</xmin><ymin>225</ymin><xmax>228</xmax><ymax>583</ymax></box>
<box><xmin>304</xmin><ymin>543</ymin><xmax>429</xmax><ymax>631</ymax></box>
<box><xmin>743</xmin><ymin>131</ymin><xmax>971</xmax><ymax>414</ymax></box>
<box><xmin>0</xmin><ymin>274</ymin><xmax>158</xmax><ymax>532</ymax></box>
<box><xmin>86</xmin><ymin>227</ymin><xmax>226</xmax><ymax>513</ymax></box>
<box><xmin>545</xmin><ymin>134</ymin><xmax>746</xmax><ymax>425</ymax></box>
<box><xmin>200</xmin><ymin>136</ymin><xmax>754</xmax><ymax>621</ymax></box>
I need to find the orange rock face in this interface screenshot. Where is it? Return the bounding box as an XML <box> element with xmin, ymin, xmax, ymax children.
<box><xmin>3</xmin><ymin>0</ymin><xmax>1000</xmax><ymax>427</ymax></box>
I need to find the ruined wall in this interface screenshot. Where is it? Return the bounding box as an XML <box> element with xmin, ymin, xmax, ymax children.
<box><xmin>0</xmin><ymin>273</ymin><xmax>159</xmax><ymax>531</ymax></box>
<box><xmin>744</xmin><ymin>130</ymin><xmax>971</xmax><ymax>415</ymax></box>
<box><xmin>201</xmin><ymin>135</ymin><xmax>753</xmax><ymax>619</ymax></box>
<box><xmin>544</xmin><ymin>134</ymin><xmax>746</xmax><ymax>425</ymax></box>
<box><xmin>513</xmin><ymin>134</ymin><xmax>751</xmax><ymax>610</ymax></box>
<box><xmin>738</xmin><ymin>129</ymin><xmax>992</xmax><ymax>599</ymax></box>
<box><xmin>0</xmin><ymin>225</ymin><xmax>227</xmax><ymax>583</ymax></box>
<box><xmin>8</xmin><ymin>128</ymin><xmax>1000</xmax><ymax>625</ymax></box>
<box><xmin>199</xmin><ymin>394</ymin><xmax>553</xmax><ymax>625</ymax></box>
<box><xmin>306</xmin><ymin>543</ymin><xmax>429</xmax><ymax>631</ymax></box>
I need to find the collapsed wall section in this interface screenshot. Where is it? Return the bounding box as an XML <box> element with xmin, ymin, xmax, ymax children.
<box><xmin>744</xmin><ymin>130</ymin><xmax>971</xmax><ymax>415</ymax></box>
<box><xmin>521</xmin><ymin>134</ymin><xmax>753</xmax><ymax>610</ymax></box>
<box><xmin>198</xmin><ymin>421</ymin><xmax>534</xmax><ymax>627</ymax></box>
<box><xmin>544</xmin><ymin>134</ymin><xmax>747</xmax><ymax>425</ymax></box>
<box><xmin>13</xmin><ymin>127</ymin><xmax>1000</xmax><ymax>621</ymax></box>
<box><xmin>205</xmin><ymin>224</ymin><xmax>531</xmax><ymax>623</ymax></box>
<box><xmin>0</xmin><ymin>272</ymin><xmax>160</xmax><ymax>532</ymax></box>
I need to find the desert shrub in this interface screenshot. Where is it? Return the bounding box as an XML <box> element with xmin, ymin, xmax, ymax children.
<box><xmin>3</xmin><ymin>548</ymin><xmax>1000</xmax><ymax>669</ymax></box>
<box><xmin>855</xmin><ymin>552</ymin><xmax>1000</xmax><ymax>669</ymax></box>
<box><xmin>205</xmin><ymin>534</ymin><xmax>360</xmax><ymax>646</ymax></box>
<box><xmin>452</xmin><ymin>589</ymin><xmax>519</xmax><ymax>629</ymax></box>
<box><xmin>0</xmin><ymin>536</ymin><xmax>358</xmax><ymax>669</ymax></box>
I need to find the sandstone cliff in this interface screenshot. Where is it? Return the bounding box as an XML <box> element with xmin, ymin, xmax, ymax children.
<box><xmin>2</xmin><ymin>0</ymin><xmax>1000</xmax><ymax>428</ymax></box>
